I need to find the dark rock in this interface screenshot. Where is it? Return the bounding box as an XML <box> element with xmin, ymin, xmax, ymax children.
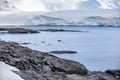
<box><xmin>16</xmin><ymin>71</ymin><xmax>69</xmax><ymax>80</ymax></box>
<box><xmin>33</xmin><ymin>44</ymin><xmax>36</xmax><ymax>45</ymax></box>
<box><xmin>57</xmin><ymin>40</ymin><xmax>62</xmax><ymax>42</ymax></box>
<box><xmin>0</xmin><ymin>28</ymin><xmax>39</xmax><ymax>34</ymax></box>
<box><xmin>20</xmin><ymin>42</ymin><xmax>31</xmax><ymax>45</ymax></box>
<box><xmin>87</xmin><ymin>71</ymin><xmax>119</xmax><ymax>80</ymax></box>
<box><xmin>105</xmin><ymin>70</ymin><xmax>120</xmax><ymax>79</ymax></box>
<box><xmin>0</xmin><ymin>41</ymin><xmax>87</xmax><ymax>79</ymax></box>
<box><xmin>50</xmin><ymin>50</ymin><xmax>77</xmax><ymax>54</ymax></box>
<box><xmin>41</xmin><ymin>41</ymin><xmax>45</xmax><ymax>43</ymax></box>
<box><xmin>48</xmin><ymin>44</ymin><xmax>52</xmax><ymax>45</ymax></box>
<box><xmin>39</xmin><ymin>29</ymin><xmax>87</xmax><ymax>32</ymax></box>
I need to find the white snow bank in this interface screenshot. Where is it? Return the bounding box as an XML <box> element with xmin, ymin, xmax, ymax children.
<box><xmin>0</xmin><ymin>61</ymin><xmax>24</xmax><ymax>80</ymax></box>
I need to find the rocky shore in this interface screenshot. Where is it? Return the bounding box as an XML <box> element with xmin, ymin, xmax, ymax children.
<box><xmin>0</xmin><ymin>28</ymin><xmax>39</xmax><ymax>34</ymax></box>
<box><xmin>0</xmin><ymin>41</ymin><xmax>119</xmax><ymax>80</ymax></box>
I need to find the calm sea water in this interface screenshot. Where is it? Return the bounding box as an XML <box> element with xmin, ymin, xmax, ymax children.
<box><xmin>0</xmin><ymin>26</ymin><xmax>120</xmax><ymax>71</ymax></box>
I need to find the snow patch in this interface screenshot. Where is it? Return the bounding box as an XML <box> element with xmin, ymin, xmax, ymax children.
<box><xmin>0</xmin><ymin>61</ymin><xmax>24</xmax><ymax>80</ymax></box>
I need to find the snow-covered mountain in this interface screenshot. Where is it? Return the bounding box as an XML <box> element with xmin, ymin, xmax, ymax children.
<box><xmin>44</xmin><ymin>9</ymin><xmax>120</xmax><ymax>22</ymax></box>
<box><xmin>78</xmin><ymin>16</ymin><xmax>120</xmax><ymax>26</ymax></box>
<box><xmin>25</xmin><ymin>15</ymin><xmax>120</xmax><ymax>27</ymax></box>
<box><xmin>0</xmin><ymin>10</ymin><xmax>119</xmax><ymax>26</ymax></box>
<box><xmin>25</xmin><ymin>15</ymin><xmax>70</xmax><ymax>26</ymax></box>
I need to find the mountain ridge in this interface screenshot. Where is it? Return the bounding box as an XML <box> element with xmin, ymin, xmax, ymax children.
<box><xmin>25</xmin><ymin>15</ymin><xmax>120</xmax><ymax>27</ymax></box>
<box><xmin>0</xmin><ymin>10</ymin><xmax>120</xmax><ymax>26</ymax></box>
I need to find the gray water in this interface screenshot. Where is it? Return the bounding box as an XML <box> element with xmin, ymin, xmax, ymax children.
<box><xmin>0</xmin><ymin>26</ymin><xmax>120</xmax><ymax>71</ymax></box>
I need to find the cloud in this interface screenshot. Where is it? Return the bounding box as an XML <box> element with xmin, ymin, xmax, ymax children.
<box><xmin>8</xmin><ymin>0</ymin><xmax>87</xmax><ymax>11</ymax></box>
<box><xmin>78</xmin><ymin>0</ymin><xmax>101</xmax><ymax>9</ymax></box>
<box><xmin>97</xmin><ymin>0</ymin><xmax>120</xmax><ymax>9</ymax></box>
<box><xmin>10</xmin><ymin>0</ymin><xmax>47</xmax><ymax>11</ymax></box>
<box><xmin>1</xmin><ymin>0</ymin><xmax>120</xmax><ymax>11</ymax></box>
<box><xmin>40</xmin><ymin>0</ymin><xmax>87</xmax><ymax>11</ymax></box>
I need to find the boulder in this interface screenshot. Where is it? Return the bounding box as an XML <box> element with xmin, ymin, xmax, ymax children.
<box><xmin>105</xmin><ymin>70</ymin><xmax>120</xmax><ymax>79</ymax></box>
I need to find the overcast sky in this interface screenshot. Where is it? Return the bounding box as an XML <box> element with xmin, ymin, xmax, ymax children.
<box><xmin>1</xmin><ymin>0</ymin><xmax>120</xmax><ymax>11</ymax></box>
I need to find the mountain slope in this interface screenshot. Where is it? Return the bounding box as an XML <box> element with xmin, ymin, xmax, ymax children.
<box><xmin>25</xmin><ymin>15</ymin><xmax>120</xmax><ymax>27</ymax></box>
<box><xmin>25</xmin><ymin>15</ymin><xmax>70</xmax><ymax>25</ymax></box>
<box><xmin>78</xmin><ymin>16</ymin><xmax>120</xmax><ymax>26</ymax></box>
<box><xmin>0</xmin><ymin>10</ymin><xmax>120</xmax><ymax>26</ymax></box>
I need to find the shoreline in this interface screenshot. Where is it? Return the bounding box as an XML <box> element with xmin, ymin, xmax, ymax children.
<box><xmin>0</xmin><ymin>27</ymin><xmax>120</xmax><ymax>71</ymax></box>
<box><xmin>0</xmin><ymin>41</ymin><xmax>119</xmax><ymax>80</ymax></box>
<box><xmin>0</xmin><ymin>24</ymin><xmax>120</xmax><ymax>27</ymax></box>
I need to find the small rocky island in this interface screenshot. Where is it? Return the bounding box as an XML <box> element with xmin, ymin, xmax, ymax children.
<box><xmin>0</xmin><ymin>41</ymin><xmax>119</xmax><ymax>80</ymax></box>
<box><xmin>50</xmin><ymin>50</ymin><xmax>77</xmax><ymax>54</ymax></box>
<box><xmin>39</xmin><ymin>29</ymin><xmax>88</xmax><ymax>32</ymax></box>
<box><xmin>0</xmin><ymin>28</ymin><xmax>39</xmax><ymax>33</ymax></box>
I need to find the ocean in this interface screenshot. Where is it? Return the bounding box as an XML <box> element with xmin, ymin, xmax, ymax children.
<box><xmin>0</xmin><ymin>26</ymin><xmax>120</xmax><ymax>71</ymax></box>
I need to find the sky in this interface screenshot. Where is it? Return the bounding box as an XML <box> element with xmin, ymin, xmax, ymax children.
<box><xmin>0</xmin><ymin>0</ymin><xmax>120</xmax><ymax>11</ymax></box>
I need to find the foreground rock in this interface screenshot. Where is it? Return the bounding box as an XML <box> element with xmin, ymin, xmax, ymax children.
<box><xmin>0</xmin><ymin>41</ymin><xmax>119</xmax><ymax>80</ymax></box>
<box><xmin>39</xmin><ymin>29</ymin><xmax>88</xmax><ymax>32</ymax></box>
<box><xmin>0</xmin><ymin>41</ymin><xmax>87</xmax><ymax>79</ymax></box>
<box><xmin>0</xmin><ymin>28</ymin><xmax>39</xmax><ymax>33</ymax></box>
<box><xmin>105</xmin><ymin>70</ymin><xmax>120</xmax><ymax>79</ymax></box>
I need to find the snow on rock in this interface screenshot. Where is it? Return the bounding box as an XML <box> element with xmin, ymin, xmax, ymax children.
<box><xmin>0</xmin><ymin>61</ymin><xmax>24</xmax><ymax>80</ymax></box>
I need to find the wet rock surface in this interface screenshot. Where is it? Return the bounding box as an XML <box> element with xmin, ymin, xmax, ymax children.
<box><xmin>0</xmin><ymin>41</ymin><xmax>119</xmax><ymax>80</ymax></box>
<box><xmin>0</xmin><ymin>28</ymin><xmax>39</xmax><ymax>33</ymax></box>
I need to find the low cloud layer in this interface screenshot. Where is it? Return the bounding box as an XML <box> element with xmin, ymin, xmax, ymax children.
<box><xmin>97</xmin><ymin>0</ymin><xmax>120</xmax><ymax>9</ymax></box>
<box><xmin>0</xmin><ymin>0</ymin><xmax>120</xmax><ymax>11</ymax></box>
<box><xmin>11</xmin><ymin>0</ymin><xmax>86</xmax><ymax>11</ymax></box>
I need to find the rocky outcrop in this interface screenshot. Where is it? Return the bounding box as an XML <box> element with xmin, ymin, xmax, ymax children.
<box><xmin>0</xmin><ymin>28</ymin><xmax>39</xmax><ymax>33</ymax></box>
<box><xmin>0</xmin><ymin>41</ymin><xmax>119</xmax><ymax>80</ymax></box>
<box><xmin>105</xmin><ymin>70</ymin><xmax>120</xmax><ymax>79</ymax></box>
<box><xmin>50</xmin><ymin>50</ymin><xmax>77</xmax><ymax>54</ymax></box>
<box><xmin>39</xmin><ymin>29</ymin><xmax>87</xmax><ymax>32</ymax></box>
